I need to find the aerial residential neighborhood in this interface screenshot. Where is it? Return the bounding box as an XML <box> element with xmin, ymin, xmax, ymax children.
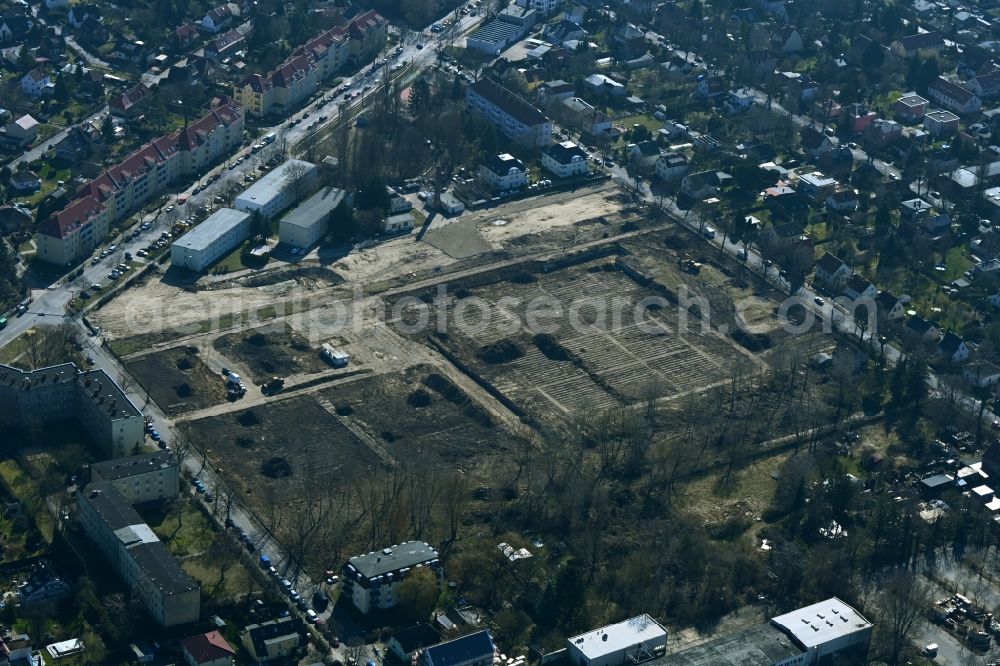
<box><xmin>7</xmin><ymin>0</ymin><xmax>1000</xmax><ymax>664</ymax></box>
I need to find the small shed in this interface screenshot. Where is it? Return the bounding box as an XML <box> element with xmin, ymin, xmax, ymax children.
<box><xmin>920</xmin><ymin>473</ymin><xmax>955</xmax><ymax>497</ymax></box>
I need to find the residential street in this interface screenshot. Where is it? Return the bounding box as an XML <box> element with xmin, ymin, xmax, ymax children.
<box><xmin>746</xmin><ymin>88</ymin><xmax>903</xmax><ymax>180</ymax></box>
<box><xmin>0</xmin><ymin>9</ymin><xmax>487</xmax><ymax>645</ymax></box>
<box><xmin>3</xmin><ymin>105</ymin><xmax>109</xmax><ymax>173</ymax></box>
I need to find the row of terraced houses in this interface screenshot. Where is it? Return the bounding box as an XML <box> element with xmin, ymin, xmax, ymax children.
<box><xmin>233</xmin><ymin>10</ymin><xmax>388</xmax><ymax>118</ymax></box>
<box><xmin>36</xmin><ymin>97</ymin><xmax>245</xmax><ymax>266</ymax></box>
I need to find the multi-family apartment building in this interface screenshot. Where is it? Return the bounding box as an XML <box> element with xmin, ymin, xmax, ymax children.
<box><xmin>927</xmin><ymin>77</ymin><xmax>982</xmax><ymax>115</ymax></box>
<box><xmin>90</xmin><ymin>450</ymin><xmax>179</xmax><ymax>505</ymax></box>
<box><xmin>515</xmin><ymin>0</ymin><xmax>562</xmax><ymax>16</ymax></box>
<box><xmin>35</xmin><ymin>196</ymin><xmax>111</xmax><ymax>267</ymax></box>
<box><xmin>466</xmin><ymin>78</ymin><xmax>552</xmax><ymax>147</ymax></box>
<box><xmin>341</xmin><ymin>542</ymin><xmax>442</xmax><ymax>614</ymax></box>
<box><xmin>233</xmin><ymin>10</ymin><xmax>387</xmax><ymax>117</ymax></box>
<box><xmin>38</xmin><ymin>98</ymin><xmax>244</xmax><ymax>266</ymax></box>
<box><xmin>76</xmin><ymin>482</ymin><xmax>200</xmax><ymax>626</ymax></box>
<box><xmin>241</xmin><ymin>617</ymin><xmax>305</xmax><ymax>662</ymax></box>
<box><xmin>478</xmin><ymin>153</ymin><xmax>529</xmax><ymax>193</ymax></box>
<box><xmin>0</xmin><ymin>363</ymin><xmax>144</xmax><ymax>459</ymax></box>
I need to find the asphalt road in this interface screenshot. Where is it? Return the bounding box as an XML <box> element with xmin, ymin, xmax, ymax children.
<box><xmin>1</xmin><ymin>8</ymin><xmax>487</xmax><ymax>645</ymax></box>
<box><xmin>3</xmin><ymin>105</ymin><xmax>109</xmax><ymax>173</ymax></box>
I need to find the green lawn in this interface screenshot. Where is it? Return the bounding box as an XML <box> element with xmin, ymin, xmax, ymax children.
<box><xmin>183</xmin><ymin>552</ymin><xmax>254</xmax><ymax>602</ymax></box>
<box><xmin>620</xmin><ymin>113</ymin><xmax>662</xmax><ymax>132</ymax></box>
<box><xmin>0</xmin><ymin>332</ymin><xmax>30</xmax><ymax>366</ymax></box>
<box><xmin>35</xmin><ymin>123</ymin><xmax>59</xmax><ymax>142</ymax></box>
<box><xmin>943</xmin><ymin>245</ymin><xmax>974</xmax><ymax>282</ymax></box>
<box><xmin>146</xmin><ymin>498</ymin><xmax>217</xmax><ymax>556</ymax></box>
<box><xmin>209</xmin><ymin>241</ymin><xmax>269</xmax><ymax>274</ymax></box>
<box><xmin>805</xmin><ymin>220</ymin><xmax>830</xmax><ymax>242</ymax></box>
<box><xmin>0</xmin><ymin>459</ymin><xmax>55</xmax><ymax>542</ymax></box>
<box><xmin>38</xmin><ymin>163</ymin><xmax>71</xmax><ymax>182</ymax></box>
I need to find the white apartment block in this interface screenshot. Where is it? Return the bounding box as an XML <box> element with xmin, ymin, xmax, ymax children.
<box><xmin>36</xmin><ymin>195</ymin><xmax>110</xmax><ymax>267</ymax></box>
<box><xmin>0</xmin><ymin>363</ymin><xmax>144</xmax><ymax>459</ymax></box>
<box><xmin>466</xmin><ymin>78</ymin><xmax>553</xmax><ymax>147</ymax></box>
<box><xmin>541</xmin><ymin>141</ymin><xmax>590</xmax><ymax>178</ymax></box>
<box><xmin>479</xmin><ymin>153</ymin><xmax>529</xmax><ymax>193</ymax></box>
<box><xmin>516</xmin><ymin>0</ymin><xmax>562</xmax><ymax>16</ymax></box>
<box><xmin>341</xmin><ymin>542</ymin><xmax>442</xmax><ymax>614</ymax></box>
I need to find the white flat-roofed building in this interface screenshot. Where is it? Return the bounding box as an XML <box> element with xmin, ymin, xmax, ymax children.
<box><xmin>341</xmin><ymin>541</ymin><xmax>442</xmax><ymax>614</ymax></box>
<box><xmin>567</xmin><ymin>615</ymin><xmax>667</xmax><ymax>666</ymax></box>
<box><xmin>171</xmin><ymin>208</ymin><xmax>253</xmax><ymax>272</ymax></box>
<box><xmin>234</xmin><ymin>159</ymin><xmax>318</xmax><ymax>219</ymax></box>
<box><xmin>769</xmin><ymin>597</ymin><xmax>872</xmax><ymax>663</ymax></box>
<box><xmin>973</xmin><ymin>485</ymin><xmax>995</xmax><ymax>501</ymax></box>
<box><xmin>796</xmin><ymin>171</ymin><xmax>838</xmax><ymax>199</ymax></box>
<box><xmin>279</xmin><ymin>186</ymin><xmax>345</xmax><ymax>248</ymax></box>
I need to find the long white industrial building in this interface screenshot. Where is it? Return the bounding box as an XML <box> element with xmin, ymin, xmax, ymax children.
<box><xmin>171</xmin><ymin>208</ymin><xmax>253</xmax><ymax>272</ymax></box>
<box><xmin>234</xmin><ymin>159</ymin><xmax>319</xmax><ymax>219</ymax></box>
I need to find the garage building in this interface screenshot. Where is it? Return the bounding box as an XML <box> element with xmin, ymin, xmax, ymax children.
<box><xmin>279</xmin><ymin>186</ymin><xmax>345</xmax><ymax>248</ymax></box>
<box><xmin>567</xmin><ymin>615</ymin><xmax>667</xmax><ymax>666</ymax></box>
<box><xmin>170</xmin><ymin>207</ymin><xmax>253</xmax><ymax>271</ymax></box>
<box><xmin>234</xmin><ymin>159</ymin><xmax>318</xmax><ymax>219</ymax></box>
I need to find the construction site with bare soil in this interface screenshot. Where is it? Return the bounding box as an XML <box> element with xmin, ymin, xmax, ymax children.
<box><xmin>86</xmin><ymin>182</ymin><xmax>846</xmax><ymax>576</ymax></box>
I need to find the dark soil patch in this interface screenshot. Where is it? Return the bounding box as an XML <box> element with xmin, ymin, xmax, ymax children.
<box><xmin>126</xmin><ymin>347</ymin><xmax>227</xmax><ymax>416</ymax></box>
<box><xmin>237</xmin><ymin>410</ymin><xmax>260</xmax><ymax>427</ymax></box>
<box><xmin>408</xmin><ymin>389</ymin><xmax>433</xmax><ymax>407</ymax></box>
<box><xmin>261</xmin><ymin>456</ymin><xmax>292</xmax><ymax>479</ymax></box>
<box><xmin>731</xmin><ymin>329</ymin><xmax>772</xmax><ymax>352</ymax></box>
<box><xmin>478</xmin><ymin>339</ymin><xmax>524</xmax><ymax>365</ymax></box>
<box><xmin>213</xmin><ymin>323</ymin><xmax>329</xmax><ymax>384</ymax></box>
<box><xmin>423</xmin><ymin>373</ymin><xmax>465</xmax><ymax>403</ymax></box>
<box><xmin>178</xmin><ymin>396</ymin><xmax>376</xmax><ymax>509</ymax></box>
<box><xmin>320</xmin><ymin>365</ymin><xmax>518</xmax><ymax>467</ymax></box>
<box><xmin>533</xmin><ymin>333</ymin><xmax>574</xmax><ymax>362</ymax></box>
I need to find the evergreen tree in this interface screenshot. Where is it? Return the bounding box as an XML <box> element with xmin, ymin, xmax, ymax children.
<box><xmin>17</xmin><ymin>45</ymin><xmax>35</xmax><ymax>72</ymax></box>
<box><xmin>408</xmin><ymin>77</ymin><xmax>430</xmax><ymax>115</ymax></box>
<box><xmin>101</xmin><ymin>115</ymin><xmax>116</xmax><ymax>143</ymax></box>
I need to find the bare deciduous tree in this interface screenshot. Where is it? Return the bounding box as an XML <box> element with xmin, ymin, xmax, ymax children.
<box><xmin>871</xmin><ymin>571</ymin><xmax>931</xmax><ymax>665</ymax></box>
<box><xmin>442</xmin><ymin>471</ymin><xmax>470</xmax><ymax>544</ymax></box>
